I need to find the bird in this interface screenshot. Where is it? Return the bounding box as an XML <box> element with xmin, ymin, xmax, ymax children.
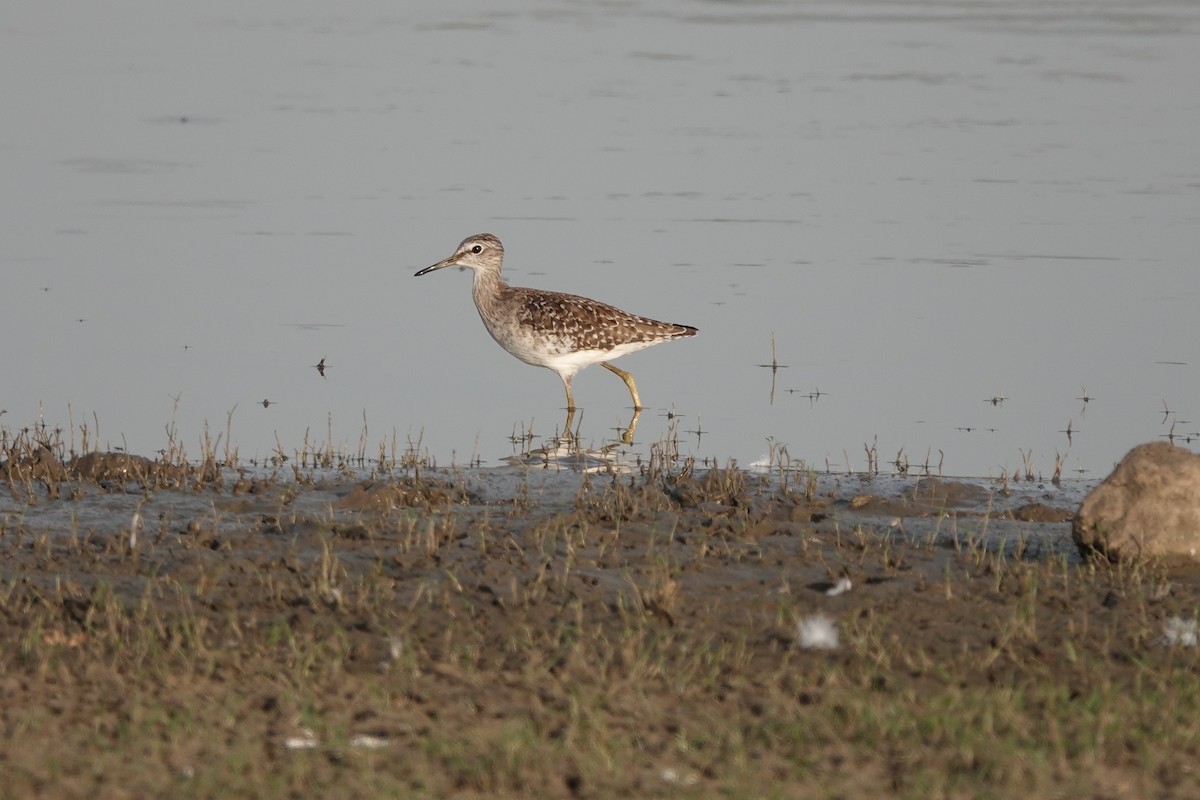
<box><xmin>415</xmin><ymin>233</ymin><xmax>697</xmax><ymax>411</ymax></box>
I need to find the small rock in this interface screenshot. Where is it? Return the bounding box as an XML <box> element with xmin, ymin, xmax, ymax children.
<box><xmin>350</xmin><ymin>734</ymin><xmax>389</xmax><ymax>749</ymax></box>
<box><xmin>1161</xmin><ymin>617</ymin><xmax>1198</xmax><ymax>647</ymax></box>
<box><xmin>825</xmin><ymin>577</ymin><xmax>853</xmax><ymax>597</ymax></box>
<box><xmin>283</xmin><ymin>729</ymin><xmax>318</xmax><ymax>750</ymax></box>
<box><xmin>796</xmin><ymin>614</ymin><xmax>839</xmax><ymax>650</ymax></box>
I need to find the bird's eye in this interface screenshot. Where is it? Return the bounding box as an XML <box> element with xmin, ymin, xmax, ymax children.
<box><xmin>471</xmin><ymin>245</ymin><xmax>483</xmax><ymax>254</ymax></box>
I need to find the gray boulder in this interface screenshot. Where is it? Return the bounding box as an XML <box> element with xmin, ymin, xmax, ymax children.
<box><xmin>1074</xmin><ymin>442</ymin><xmax>1200</xmax><ymax>563</ymax></box>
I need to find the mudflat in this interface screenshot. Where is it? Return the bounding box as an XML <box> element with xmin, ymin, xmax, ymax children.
<box><xmin>1</xmin><ymin>449</ymin><xmax>1197</xmax><ymax>799</ymax></box>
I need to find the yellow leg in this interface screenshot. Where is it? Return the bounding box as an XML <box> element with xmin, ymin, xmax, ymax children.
<box><xmin>601</xmin><ymin>361</ymin><xmax>642</xmax><ymax>410</ymax></box>
<box><xmin>563</xmin><ymin>378</ymin><xmax>576</xmax><ymax>411</ymax></box>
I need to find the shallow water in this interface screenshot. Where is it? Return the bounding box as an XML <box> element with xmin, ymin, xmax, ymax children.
<box><xmin>2</xmin><ymin>0</ymin><xmax>1198</xmax><ymax>477</ymax></box>
<box><xmin>0</xmin><ymin>461</ymin><xmax>1092</xmax><ymax>567</ymax></box>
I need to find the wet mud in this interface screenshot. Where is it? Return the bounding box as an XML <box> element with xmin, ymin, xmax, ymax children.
<box><xmin>1</xmin><ymin>449</ymin><xmax>1197</xmax><ymax>797</ymax></box>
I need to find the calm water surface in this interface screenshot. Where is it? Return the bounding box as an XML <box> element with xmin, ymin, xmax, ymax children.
<box><xmin>2</xmin><ymin>0</ymin><xmax>1198</xmax><ymax>477</ymax></box>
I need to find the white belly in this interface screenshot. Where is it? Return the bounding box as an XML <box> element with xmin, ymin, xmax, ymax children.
<box><xmin>483</xmin><ymin>318</ymin><xmax>657</xmax><ymax>378</ymax></box>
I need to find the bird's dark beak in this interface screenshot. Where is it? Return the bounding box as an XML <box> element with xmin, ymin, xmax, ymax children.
<box><xmin>414</xmin><ymin>256</ymin><xmax>457</xmax><ymax>277</ymax></box>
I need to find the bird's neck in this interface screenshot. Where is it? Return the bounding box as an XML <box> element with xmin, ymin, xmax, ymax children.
<box><xmin>471</xmin><ymin>266</ymin><xmax>507</xmax><ymax>318</ymax></box>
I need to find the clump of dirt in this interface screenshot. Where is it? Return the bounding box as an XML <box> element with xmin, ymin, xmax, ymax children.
<box><xmin>70</xmin><ymin>450</ymin><xmax>217</xmax><ymax>488</ymax></box>
<box><xmin>2</xmin><ymin>447</ymin><xmax>228</xmax><ymax>499</ymax></box>
<box><xmin>842</xmin><ymin>476</ymin><xmax>1074</xmax><ymax>522</ymax></box>
<box><xmin>332</xmin><ymin>478</ymin><xmax>465</xmax><ymax>510</ymax></box>
<box><xmin>2</xmin><ymin>444</ymin><xmax>69</xmax><ymax>493</ymax></box>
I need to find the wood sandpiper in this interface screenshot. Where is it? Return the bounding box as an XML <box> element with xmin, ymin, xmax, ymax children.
<box><xmin>415</xmin><ymin>233</ymin><xmax>697</xmax><ymax>410</ymax></box>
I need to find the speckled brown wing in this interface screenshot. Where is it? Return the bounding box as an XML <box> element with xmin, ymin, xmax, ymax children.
<box><xmin>511</xmin><ymin>288</ymin><xmax>695</xmax><ymax>352</ymax></box>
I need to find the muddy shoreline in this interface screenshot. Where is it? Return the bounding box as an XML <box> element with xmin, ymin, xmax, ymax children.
<box><xmin>2</xmin><ymin>450</ymin><xmax>1198</xmax><ymax>798</ymax></box>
